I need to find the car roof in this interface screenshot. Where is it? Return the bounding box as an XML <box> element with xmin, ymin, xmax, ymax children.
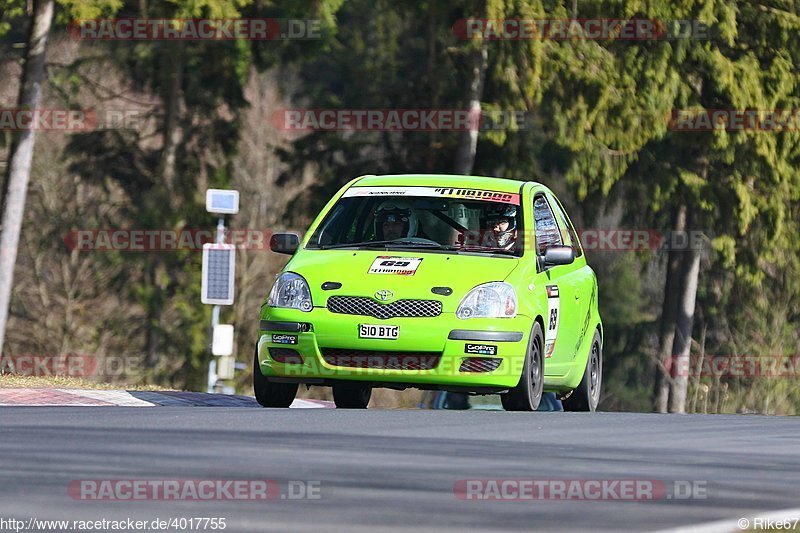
<box><xmin>352</xmin><ymin>174</ymin><xmax>543</xmax><ymax>194</ymax></box>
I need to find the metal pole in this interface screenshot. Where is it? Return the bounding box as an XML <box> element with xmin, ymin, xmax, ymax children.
<box><xmin>206</xmin><ymin>217</ymin><xmax>226</xmax><ymax>392</ymax></box>
<box><xmin>215</xmin><ymin>217</ymin><xmax>225</xmax><ymax>245</ymax></box>
<box><xmin>206</xmin><ymin>358</ymin><xmax>216</xmax><ymax>393</ymax></box>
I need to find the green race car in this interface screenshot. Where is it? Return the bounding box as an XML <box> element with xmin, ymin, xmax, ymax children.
<box><xmin>255</xmin><ymin>174</ymin><xmax>603</xmax><ymax>411</ymax></box>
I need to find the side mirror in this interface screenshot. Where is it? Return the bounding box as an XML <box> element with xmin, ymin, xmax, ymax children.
<box><xmin>543</xmin><ymin>245</ymin><xmax>575</xmax><ymax>266</ymax></box>
<box><xmin>270</xmin><ymin>233</ymin><xmax>300</xmax><ymax>255</ymax></box>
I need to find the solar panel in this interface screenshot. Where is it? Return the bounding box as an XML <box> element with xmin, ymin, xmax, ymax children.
<box><xmin>202</xmin><ymin>243</ymin><xmax>236</xmax><ymax>305</ymax></box>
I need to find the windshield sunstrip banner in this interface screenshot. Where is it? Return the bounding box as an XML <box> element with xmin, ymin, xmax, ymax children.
<box><xmin>343</xmin><ymin>186</ymin><xmax>520</xmax><ymax>205</ymax></box>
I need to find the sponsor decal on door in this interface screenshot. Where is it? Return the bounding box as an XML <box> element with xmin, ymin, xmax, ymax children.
<box><xmin>544</xmin><ymin>285</ymin><xmax>560</xmax><ymax>358</ymax></box>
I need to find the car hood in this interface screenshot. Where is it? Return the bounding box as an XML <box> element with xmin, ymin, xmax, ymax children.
<box><xmin>285</xmin><ymin>249</ymin><xmax>520</xmax><ymax>313</ymax></box>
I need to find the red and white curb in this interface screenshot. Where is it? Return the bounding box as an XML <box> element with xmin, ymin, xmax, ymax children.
<box><xmin>0</xmin><ymin>389</ymin><xmax>333</xmax><ymax>408</ymax></box>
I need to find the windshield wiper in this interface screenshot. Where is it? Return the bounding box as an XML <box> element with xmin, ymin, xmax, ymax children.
<box><xmin>460</xmin><ymin>245</ymin><xmax>517</xmax><ymax>255</ymax></box>
<box><xmin>392</xmin><ymin>240</ymin><xmax>447</xmax><ymax>248</ymax></box>
<box><xmin>320</xmin><ymin>240</ymin><xmax>448</xmax><ymax>250</ymax></box>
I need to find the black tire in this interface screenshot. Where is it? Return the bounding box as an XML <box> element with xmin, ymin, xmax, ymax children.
<box><xmin>501</xmin><ymin>322</ymin><xmax>544</xmax><ymax>411</ymax></box>
<box><xmin>253</xmin><ymin>346</ymin><xmax>298</xmax><ymax>408</ymax></box>
<box><xmin>332</xmin><ymin>382</ymin><xmax>372</xmax><ymax>408</ymax></box>
<box><xmin>563</xmin><ymin>330</ymin><xmax>602</xmax><ymax>412</ymax></box>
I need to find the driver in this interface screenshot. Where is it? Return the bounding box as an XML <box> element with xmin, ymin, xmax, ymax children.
<box><xmin>374</xmin><ymin>200</ymin><xmax>419</xmax><ymax>240</ymax></box>
<box><xmin>481</xmin><ymin>205</ymin><xmax>518</xmax><ymax>250</ymax></box>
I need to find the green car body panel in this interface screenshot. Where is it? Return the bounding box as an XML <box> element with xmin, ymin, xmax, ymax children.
<box><xmin>257</xmin><ymin>174</ymin><xmax>602</xmax><ymax>393</ymax></box>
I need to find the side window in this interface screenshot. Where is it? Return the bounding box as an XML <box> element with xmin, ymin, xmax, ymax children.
<box><xmin>549</xmin><ymin>195</ymin><xmax>583</xmax><ymax>258</ymax></box>
<box><xmin>533</xmin><ymin>194</ymin><xmax>562</xmax><ymax>255</ymax></box>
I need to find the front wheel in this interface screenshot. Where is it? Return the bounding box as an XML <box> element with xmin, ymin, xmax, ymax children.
<box><xmin>501</xmin><ymin>322</ymin><xmax>544</xmax><ymax>411</ymax></box>
<box><xmin>333</xmin><ymin>382</ymin><xmax>372</xmax><ymax>408</ymax></box>
<box><xmin>563</xmin><ymin>330</ymin><xmax>602</xmax><ymax>412</ymax></box>
<box><xmin>253</xmin><ymin>346</ymin><xmax>298</xmax><ymax>407</ymax></box>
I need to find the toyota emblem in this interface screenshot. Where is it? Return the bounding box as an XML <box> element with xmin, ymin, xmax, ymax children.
<box><xmin>374</xmin><ymin>290</ymin><xmax>394</xmax><ymax>301</ymax></box>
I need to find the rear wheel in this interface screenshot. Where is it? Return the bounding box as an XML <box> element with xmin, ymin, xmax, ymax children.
<box><xmin>333</xmin><ymin>382</ymin><xmax>372</xmax><ymax>408</ymax></box>
<box><xmin>253</xmin><ymin>346</ymin><xmax>298</xmax><ymax>407</ymax></box>
<box><xmin>501</xmin><ymin>322</ymin><xmax>544</xmax><ymax>411</ymax></box>
<box><xmin>563</xmin><ymin>330</ymin><xmax>602</xmax><ymax>412</ymax></box>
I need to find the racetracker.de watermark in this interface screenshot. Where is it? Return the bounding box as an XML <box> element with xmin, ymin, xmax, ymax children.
<box><xmin>0</xmin><ymin>109</ymin><xmax>144</xmax><ymax>131</ymax></box>
<box><xmin>63</xmin><ymin>228</ymin><xmax>279</xmax><ymax>251</ymax></box>
<box><xmin>454</xmin><ymin>479</ymin><xmax>707</xmax><ymax>501</ymax></box>
<box><xmin>482</xmin><ymin>228</ymin><xmax>705</xmax><ymax>252</ymax></box>
<box><xmin>63</xmin><ymin>228</ymin><xmax>706</xmax><ymax>252</ymax></box>
<box><xmin>68</xmin><ymin>479</ymin><xmax>321</xmax><ymax>501</ymax></box>
<box><xmin>0</xmin><ymin>354</ymin><xmax>146</xmax><ymax>379</ymax></box>
<box><xmin>68</xmin><ymin>18</ymin><xmax>321</xmax><ymax>40</ymax></box>
<box><xmin>1</xmin><ymin>517</ymin><xmax>228</xmax><ymax>532</ymax></box>
<box><xmin>573</xmin><ymin>229</ymin><xmax>704</xmax><ymax>252</ymax></box>
<box><xmin>669</xmin><ymin>109</ymin><xmax>800</xmax><ymax>131</ymax></box>
<box><xmin>453</xmin><ymin>18</ymin><xmax>708</xmax><ymax>40</ymax></box>
<box><xmin>271</xmin><ymin>109</ymin><xmax>528</xmax><ymax>131</ymax></box>
<box><xmin>666</xmin><ymin>355</ymin><xmax>800</xmax><ymax>378</ymax></box>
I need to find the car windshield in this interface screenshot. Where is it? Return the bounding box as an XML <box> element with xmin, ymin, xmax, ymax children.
<box><xmin>306</xmin><ymin>186</ymin><xmax>523</xmax><ymax>256</ymax></box>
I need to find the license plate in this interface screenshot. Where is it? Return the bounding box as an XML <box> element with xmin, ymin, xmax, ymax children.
<box><xmin>359</xmin><ymin>324</ymin><xmax>399</xmax><ymax>339</ymax></box>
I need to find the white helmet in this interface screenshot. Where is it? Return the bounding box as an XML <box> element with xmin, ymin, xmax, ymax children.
<box><xmin>375</xmin><ymin>199</ymin><xmax>419</xmax><ymax>239</ymax></box>
<box><xmin>482</xmin><ymin>205</ymin><xmax>518</xmax><ymax>249</ymax></box>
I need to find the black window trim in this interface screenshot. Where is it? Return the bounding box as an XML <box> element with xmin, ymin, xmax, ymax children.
<box><xmin>547</xmin><ymin>192</ymin><xmax>584</xmax><ymax>259</ymax></box>
<box><xmin>532</xmin><ymin>192</ymin><xmax>564</xmax><ymax>264</ymax></box>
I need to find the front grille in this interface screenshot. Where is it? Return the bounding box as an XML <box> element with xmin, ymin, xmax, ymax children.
<box><xmin>459</xmin><ymin>357</ymin><xmax>502</xmax><ymax>373</ymax></box>
<box><xmin>327</xmin><ymin>296</ymin><xmax>442</xmax><ymax>319</ymax></box>
<box><xmin>320</xmin><ymin>348</ymin><xmax>441</xmax><ymax>370</ymax></box>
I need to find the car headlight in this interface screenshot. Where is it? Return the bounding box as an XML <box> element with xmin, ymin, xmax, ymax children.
<box><xmin>267</xmin><ymin>272</ymin><xmax>313</xmax><ymax>312</ymax></box>
<box><xmin>456</xmin><ymin>282</ymin><xmax>517</xmax><ymax>319</ymax></box>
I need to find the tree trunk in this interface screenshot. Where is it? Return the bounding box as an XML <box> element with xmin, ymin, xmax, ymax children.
<box><xmin>143</xmin><ymin>42</ymin><xmax>184</xmax><ymax>369</ymax></box>
<box><xmin>424</xmin><ymin>5</ymin><xmax>440</xmax><ymax>170</ymax></box>
<box><xmin>158</xmin><ymin>42</ymin><xmax>184</xmax><ymax>194</ymax></box>
<box><xmin>653</xmin><ymin>203</ymin><xmax>686</xmax><ymax>412</ymax></box>
<box><xmin>0</xmin><ymin>0</ymin><xmax>54</xmax><ymax>355</ymax></box>
<box><xmin>669</xmin><ymin>238</ymin><xmax>701</xmax><ymax>413</ymax></box>
<box><xmin>144</xmin><ymin>261</ymin><xmax>162</xmax><ymax>370</ymax></box>
<box><xmin>454</xmin><ymin>43</ymin><xmax>487</xmax><ymax>175</ymax></box>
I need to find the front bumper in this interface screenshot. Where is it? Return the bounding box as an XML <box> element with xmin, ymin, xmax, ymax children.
<box><xmin>256</xmin><ymin>307</ymin><xmax>533</xmax><ymax>390</ymax></box>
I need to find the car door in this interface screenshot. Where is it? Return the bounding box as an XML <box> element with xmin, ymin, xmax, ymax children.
<box><xmin>549</xmin><ymin>194</ymin><xmax>596</xmax><ymax>361</ymax></box>
<box><xmin>532</xmin><ymin>193</ymin><xmax>580</xmax><ymax>376</ymax></box>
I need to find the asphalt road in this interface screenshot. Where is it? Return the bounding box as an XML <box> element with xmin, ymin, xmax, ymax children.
<box><xmin>1</xmin><ymin>408</ymin><xmax>799</xmax><ymax>532</ymax></box>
